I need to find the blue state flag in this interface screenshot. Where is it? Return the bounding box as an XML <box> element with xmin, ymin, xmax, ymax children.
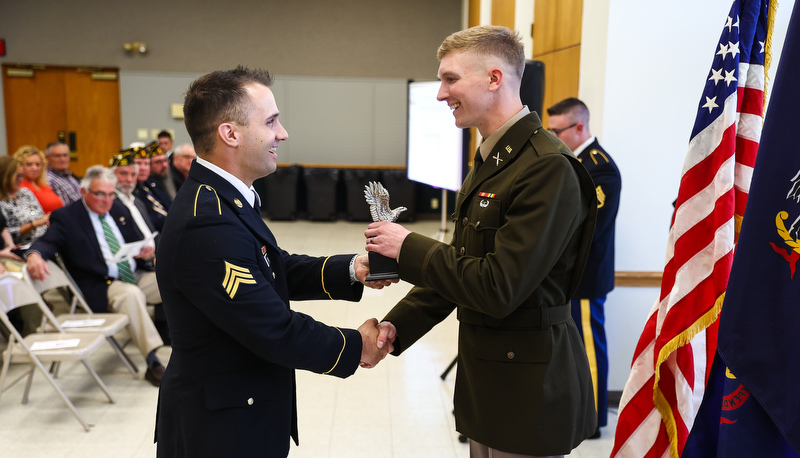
<box><xmin>685</xmin><ymin>1</ymin><xmax>800</xmax><ymax>456</ymax></box>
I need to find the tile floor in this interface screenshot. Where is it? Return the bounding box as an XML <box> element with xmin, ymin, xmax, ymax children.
<box><xmin>0</xmin><ymin>219</ymin><xmax>615</xmax><ymax>457</ymax></box>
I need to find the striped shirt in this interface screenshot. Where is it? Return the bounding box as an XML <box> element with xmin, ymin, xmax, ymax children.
<box><xmin>47</xmin><ymin>168</ymin><xmax>82</xmax><ymax>204</ymax></box>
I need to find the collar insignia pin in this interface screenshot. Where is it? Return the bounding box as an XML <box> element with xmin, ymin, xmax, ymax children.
<box><xmin>234</xmin><ymin>198</ymin><xmax>243</xmax><ymax>208</ymax></box>
<box><xmin>505</xmin><ymin>145</ymin><xmax>512</xmax><ymax>153</ymax></box>
<box><xmin>492</xmin><ymin>152</ymin><xmax>504</xmax><ymax>166</ymax></box>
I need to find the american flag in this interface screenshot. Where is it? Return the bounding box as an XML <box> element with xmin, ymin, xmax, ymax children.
<box><xmin>611</xmin><ymin>1</ymin><xmax>771</xmax><ymax>457</ymax></box>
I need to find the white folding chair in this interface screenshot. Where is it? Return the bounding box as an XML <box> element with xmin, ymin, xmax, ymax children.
<box><xmin>23</xmin><ymin>260</ymin><xmax>138</xmax><ymax>376</ymax></box>
<box><xmin>0</xmin><ymin>273</ymin><xmax>115</xmax><ymax>431</ymax></box>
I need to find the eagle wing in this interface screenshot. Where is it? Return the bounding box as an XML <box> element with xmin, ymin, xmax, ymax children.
<box><xmin>364</xmin><ymin>181</ymin><xmax>393</xmax><ymax>221</ymax></box>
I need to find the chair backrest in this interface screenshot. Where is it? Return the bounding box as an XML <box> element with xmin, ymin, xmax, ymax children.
<box><xmin>0</xmin><ymin>294</ymin><xmax>24</xmax><ymax>347</ymax></box>
<box><xmin>0</xmin><ymin>273</ymin><xmax>65</xmax><ymax>332</ymax></box>
<box><xmin>23</xmin><ymin>260</ymin><xmax>92</xmax><ymax>315</ymax></box>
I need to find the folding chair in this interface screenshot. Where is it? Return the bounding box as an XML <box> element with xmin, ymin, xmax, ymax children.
<box><xmin>23</xmin><ymin>260</ymin><xmax>138</xmax><ymax>376</ymax></box>
<box><xmin>0</xmin><ymin>273</ymin><xmax>115</xmax><ymax>431</ymax></box>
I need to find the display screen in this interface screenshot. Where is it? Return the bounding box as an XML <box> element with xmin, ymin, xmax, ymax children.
<box><xmin>407</xmin><ymin>80</ymin><xmax>466</xmax><ymax>192</ymax></box>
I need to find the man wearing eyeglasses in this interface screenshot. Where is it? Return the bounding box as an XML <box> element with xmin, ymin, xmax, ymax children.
<box><xmin>110</xmin><ymin>150</ymin><xmax>158</xmax><ymax>248</ymax></box>
<box><xmin>169</xmin><ymin>143</ymin><xmax>196</xmax><ymax>193</ymax></box>
<box><xmin>547</xmin><ymin>97</ymin><xmax>621</xmax><ymax>439</ymax></box>
<box><xmin>45</xmin><ymin>141</ymin><xmax>82</xmax><ymax>205</ymax></box>
<box><xmin>25</xmin><ymin>165</ymin><xmax>167</xmax><ymax>386</ymax></box>
<box><xmin>149</xmin><ymin>145</ymin><xmax>178</xmax><ymax>200</ymax></box>
<box><xmin>133</xmin><ymin>143</ymin><xmax>172</xmax><ymax>232</ymax></box>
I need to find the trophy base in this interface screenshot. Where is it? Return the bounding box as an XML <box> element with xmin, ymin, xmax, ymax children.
<box><xmin>365</xmin><ymin>251</ymin><xmax>399</xmax><ymax>281</ymax></box>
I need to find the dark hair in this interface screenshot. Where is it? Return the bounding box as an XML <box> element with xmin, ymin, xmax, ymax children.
<box><xmin>183</xmin><ymin>65</ymin><xmax>274</xmax><ymax>155</ymax></box>
<box><xmin>157</xmin><ymin>130</ymin><xmax>172</xmax><ymax>140</ymax></box>
<box><xmin>546</xmin><ymin>97</ymin><xmax>589</xmax><ymax>118</ymax></box>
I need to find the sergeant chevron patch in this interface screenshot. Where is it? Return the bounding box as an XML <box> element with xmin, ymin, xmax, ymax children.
<box><xmin>223</xmin><ymin>261</ymin><xmax>257</xmax><ymax>299</ymax></box>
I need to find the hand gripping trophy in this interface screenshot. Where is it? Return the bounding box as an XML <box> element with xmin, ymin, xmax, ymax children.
<box><xmin>364</xmin><ymin>181</ymin><xmax>407</xmax><ymax>281</ymax></box>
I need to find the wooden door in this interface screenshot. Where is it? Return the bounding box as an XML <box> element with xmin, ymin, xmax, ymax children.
<box><xmin>3</xmin><ymin>65</ymin><xmax>121</xmax><ymax>176</ymax></box>
<box><xmin>532</xmin><ymin>0</ymin><xmax>583</xmax><ymax>127</ymax></box>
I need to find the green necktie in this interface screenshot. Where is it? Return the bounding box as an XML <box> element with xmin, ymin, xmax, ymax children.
<box><xmin>100</xmin><ymin>215</ymin><xmax>136</xmax><ymax>284</ymax></box>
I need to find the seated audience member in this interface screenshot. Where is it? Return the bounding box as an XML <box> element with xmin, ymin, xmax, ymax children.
<box><xmin>45</xmin><ymin>141</ymin><xmax>82</xmax><ymax>205</ymax></box>
<box><xmin>0</xmin><ymin>212</ymin><xmax>23</xmax><ymax>270</ymax></box>
<box><xmin>0</xmin><ymin>205</ymin><xmax>36</xmax><ymax>338</ymax></box>
<box><xmin>25</xmin><ymin>165</ymin><xmax>167</xmax><ymax>386</ymax></box>
<box><xmin>110</xmin><ymin>151</ymin><xmax>158</xmax><ymax>245</ymax></box>
<box><xmin>157</xmin><ymin>130</ymin><xmax>175</xmax><ymax>159</ymax></box>
<box><xmin>109</xmin><ymin>148</ymin><xmax>169</xmax><ymax>347</ymax></box>
<box><xmin>14</xmin><ymin>145</ymin><xmax>63</xmax><ymax>213</ymax></box>
<box><xmin>0</xmin><ymin>156</ymin><xmax>49</xmax><ymax>250</ymax></box>
<box><xmin>0</xmin><ymin>217</ymin><xmax>13</xmax><ymax>338</ymax></box>
<box><xmin>149</xmin><ymin>143</ymin><xmax>177</xmax><ymax>199</ymax></box>
<box><xmin>132</xmin><ymin>144</ymin><xmax>170</xmax><ymax>231</ymax></box>
<box><xmin>170</xmin><ymin>143</ymin><xmax>196</xmax><ymax>192</ymax></box>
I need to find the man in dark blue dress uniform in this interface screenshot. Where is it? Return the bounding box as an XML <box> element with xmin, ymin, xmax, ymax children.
<box><xmin>548</xmin><ymin>97</ymin><xmax>621</xmax><ymax>439</ymax></box>
<box><xmin>154</xmin><ymin>66</ymin><xmax>395</xmax><ymax>457</ymax></box>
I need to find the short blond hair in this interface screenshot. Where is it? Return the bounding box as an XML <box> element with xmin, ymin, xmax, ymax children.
<box><xmin>437</xmin><ymin>25</ymin><xmax>525</xmax><ymax>80</ymax></box>
<box><xmin>13</xmin><ymin>145</ymin><xmax>48</xmax><ymax>187</ymax></box>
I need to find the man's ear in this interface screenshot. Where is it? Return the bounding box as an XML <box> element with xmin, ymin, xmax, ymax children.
<box><xmin>488</xmin><ymin>68</ymin><xmax>503</xmax><ymax>92</ymax></box>
<box><xmin>218</xmin><ymin>123</ymin><xmax>238</xmax><ymax>148</ymax></box>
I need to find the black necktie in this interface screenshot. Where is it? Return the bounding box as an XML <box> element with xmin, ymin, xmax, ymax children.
<box><xmin>252</xmin><ymin>190</ymin><xmax>262</xmax><ymax>214</ymax></box>
<box><xmin>473</xmin><ymin>147</ymin><xmax>484</xmax><ymax>170</ymax></box>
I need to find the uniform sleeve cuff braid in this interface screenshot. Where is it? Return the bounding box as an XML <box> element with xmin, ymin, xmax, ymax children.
<box><xmin>322</xmin><ymin>327</ymin><xmax>346</xmax><ymax>374</ymax></box>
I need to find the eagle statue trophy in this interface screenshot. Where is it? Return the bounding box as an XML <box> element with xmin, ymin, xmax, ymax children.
<box><xmin>362</xmin><ymin>181</ymin><xmax>405</xmax><ymax>280</ymax></box>
<box><xmin>364</xmin><ymin>181</ymin><xmax>407</xmax><ymax>222</ymax></box>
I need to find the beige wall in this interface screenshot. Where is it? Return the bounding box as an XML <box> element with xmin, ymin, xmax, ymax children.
<box><xmin>0</xmin><ymin>0</ymin><xmax>463</xmax><ymax>155</ymax></box>
<box><xmin>0</xmin><ymin>0</ymin><xmax>461</xmax><ymax>79</ymax></box>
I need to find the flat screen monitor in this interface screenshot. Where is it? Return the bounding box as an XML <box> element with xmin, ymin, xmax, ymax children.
<box><xmin>406</xmin><ymin>80</ymin><xmax>468</xmax><ymax>192</ymax></box>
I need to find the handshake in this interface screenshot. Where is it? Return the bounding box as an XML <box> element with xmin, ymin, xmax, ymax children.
<box><xmin>357</xmin><ymin>318</ymin><xmax>396</xmax><ymax>369</ymax></box>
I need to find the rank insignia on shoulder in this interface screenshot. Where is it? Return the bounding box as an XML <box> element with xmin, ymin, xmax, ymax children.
<box><xmin>223</xmin><ymin>261</ymin><xmax>257</xmax><ymax>299</ymax></box>
<box><xmin>194</xmin><ymin>185</ymin><xmax>222</xmax><ymax>216</ymax></box>
<box><xmin>590</xmin><ymin>149</ymin><xmax>610</xmax><ymax>164</ymax></box>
